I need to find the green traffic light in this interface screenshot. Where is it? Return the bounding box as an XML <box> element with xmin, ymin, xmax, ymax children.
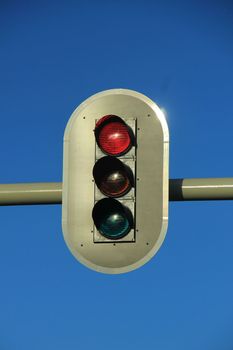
<box><xmin>92</xmin><ymin>198</ymin><xmax>133</xmax><ymax>240</ymax></box>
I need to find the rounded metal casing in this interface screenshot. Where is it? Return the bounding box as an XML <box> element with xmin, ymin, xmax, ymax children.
<box><xmin>62</xmin><ymin>89</ymin><xmax>169</xmax><ymax>274</ymax></box>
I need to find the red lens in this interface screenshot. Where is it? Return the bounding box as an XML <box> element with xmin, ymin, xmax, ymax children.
<box><xmin>98</xmin><ymin>121</ymin><xmax>131</xmax><ymax>156</ymax></box>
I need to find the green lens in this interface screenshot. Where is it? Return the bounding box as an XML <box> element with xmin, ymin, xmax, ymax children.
<box><xmin>99</xmin><ymin>211</ymin><xmax>130</xmax><ymax>239</ymax></box>
<box><xmin>92</xmin><ymin>198</ymin><xmax>133</xmax><ymax>240</ymax></box>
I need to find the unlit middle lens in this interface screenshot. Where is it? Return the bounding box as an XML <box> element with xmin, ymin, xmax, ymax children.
<box><xmin>100</xmin><ymin>170</ymin><xmax>131</xmax><ymax>197</ymax></box>
<box><xmin>93</xmin><ymin>156</ymin><xmax>133</xmax><ymax>198</ymax></box>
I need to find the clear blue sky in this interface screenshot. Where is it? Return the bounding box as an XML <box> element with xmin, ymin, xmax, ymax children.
<box><xmin>0</xmin><ymin>1</ymin><xmax>233</xmax><ymax>349</ymax></box>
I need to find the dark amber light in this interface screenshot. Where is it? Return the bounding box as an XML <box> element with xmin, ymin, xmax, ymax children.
<box><xmin>93</xmin><ymin>156</ymin><xmax>134</xmax><ymax>198</ymax></box>
<box><xmin>100</xmin><ymin>170</ymin><xmax>130</xmax><ymax>197</ymax></box>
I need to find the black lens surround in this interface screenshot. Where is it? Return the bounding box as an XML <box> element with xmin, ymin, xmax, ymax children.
<box><xmin>93</xmin><ymin>115</ymin><xmax>136</xmax><ymax>243</ymax></box>
<box><xmin>93</xmin><ymin>156</ymin><xmax>134</xmax><ymax>198</ymax></box>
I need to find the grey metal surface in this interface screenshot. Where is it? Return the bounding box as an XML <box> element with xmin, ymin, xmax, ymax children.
<box><xmin>62</xmin><ymin>88</ymin><xmax>169</xmax><ymax>274</ymax></box>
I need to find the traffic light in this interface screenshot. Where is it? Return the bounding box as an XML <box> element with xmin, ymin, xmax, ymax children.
<box><xmin>62</xmin><ymin>89</ymin><xmax>169</xmax><ymax>274</ymax></box>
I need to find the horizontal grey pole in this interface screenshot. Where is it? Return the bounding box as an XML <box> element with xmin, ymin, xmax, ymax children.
<box><xmin>169</xmin><ymin>178</ymin><xmax>233</xmax><ymax>201</ymax></box>
<box><xmin>0</xmin><ymin>178</ymin><xmax>233</xmax><ymax>205</ymax></box>
<box><xmin>0</xmin><ymin>183</ymin><xmax>62</xmax><ymax>205</ymax></box>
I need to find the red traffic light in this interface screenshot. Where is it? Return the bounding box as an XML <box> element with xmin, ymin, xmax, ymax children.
<box><xmin>94</xmin><ymin>115</ymin><xmax>134</xmax><ymax>156</ymax></box>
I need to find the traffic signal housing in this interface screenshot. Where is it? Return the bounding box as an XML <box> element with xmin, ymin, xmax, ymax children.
<box><xmin>62</xmin><ymin>89</ymin><xmax>169</xmax><ymax>274</ymax></box>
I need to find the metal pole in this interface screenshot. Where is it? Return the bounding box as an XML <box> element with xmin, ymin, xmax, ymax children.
<box><xmin>0</xmin><ymin>178</ymin><xmax>233</xmax><ymax>205</ymax></box>
<box><xmin>0</xmin><ymin>183</ymin><xmax>62</xmax><ymax>205</ymax></box>
<box><xmin>169</xmin><ymin>178</ymin><xmax>233</xmax><ymax>201</ymax></box>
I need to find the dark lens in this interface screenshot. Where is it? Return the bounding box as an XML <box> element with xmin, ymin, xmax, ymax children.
<box><xmin>93</xmin><ymin>156</ymin><xmax>133</xmax><ymax>198</ymax></box>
